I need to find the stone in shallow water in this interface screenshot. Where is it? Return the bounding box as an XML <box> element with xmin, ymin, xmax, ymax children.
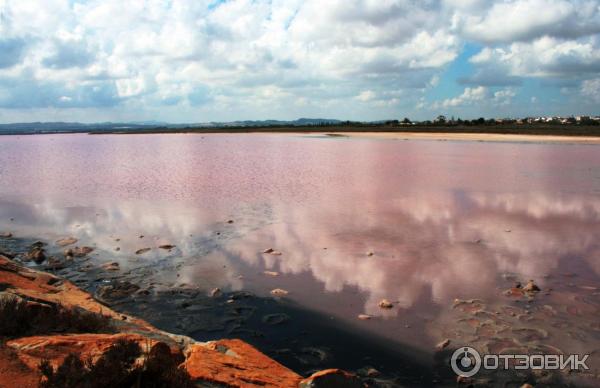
<box><xmin>378</xmin><ymin>299</ymin><xmax>393</xmax><ymax>309</ymax></box>
<box><xmin>25</xmin><ymin>248</ymin><xmax>46</xmax><ymax>264</ymax></box>
<box><xmin>135</xmin><ymin>247</ymin><xmax>151</xmax><ymax>255</ymax></box>
<box><xmin>296</xmin><ymin>347</ymin><xmax>329</xmax><ymax>366</ymax></box>
<box><xmin>101</xmin><ymin>262</ymin><xmax>120</xmax><ymax>271</ymax></box>
<box><xmin>270</xmin><ymin>288</ymin><xmax>289</xmax><ymax>296</ymax></box>
<box><xmin>262</xmin><ymin>313</ymin><xmax>290</xmax><ymax>325</ymax></box>
<box><xmin>299</xmin><ymin>368</ymin><xmax>362</xmax><ymax>388</ymax></box>
<box><xmin>523</xmin><ymin>280</ymin><xmax>541</xmax><ymax>293</ymax></box>
<box><xmin>436</xmin><ymin>339</ymin><xmax>450</xmax><ymax>351</ymax></box>
<box><xmin>453</xmin><ymin>299</ymin><xmax>484</xmax><ymax>313</ymax></box>
<box><xmin>158</xmin><ymin>244</ymin><xmax>175</xmax><ymax>250</ymax></box>
<box><xmin>512</xmin><ymin>328</ymin><xmax>548</xmax><ymax>342</ymax></box>
<box><xmin>96</xmin><ymin>281</ymin><xmax>140</xmax><ymax>302</ymax></box>
<box><xmin>484</xmin><ymin>337</ymin><xmax>521</xmax><ymax>354</ymax></box>
<box><xmin>56</xmin><ymin>237</ymin><xmax>78</xmax><ymax>247</ymax></box>
<box><xmin>72</xmin><ymin>246</ymin><xmax>94</xmax><ymax>257</ymax></box>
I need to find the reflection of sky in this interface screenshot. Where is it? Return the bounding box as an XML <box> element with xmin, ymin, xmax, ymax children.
<box><xmin>2</xmin><ymin>190</ymin><xmax>600</xmax><ymax>315</ymax></box>
<box><xmin>2</xmin><ymin>133</ymin><xmax>600</xmax><ymax>350</ymax></box>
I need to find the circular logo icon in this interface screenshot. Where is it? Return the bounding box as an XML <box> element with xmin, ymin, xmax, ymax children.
<box><xmin>450</xmin><ymin>346</ymin><xmax>482</xmax><ymax>377</ymax></box>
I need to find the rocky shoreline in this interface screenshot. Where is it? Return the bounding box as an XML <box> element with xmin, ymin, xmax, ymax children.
<box><xmin>0</xmin><ymin>254</ymin><xmax>362</xmax><ymax>387</ymax></box>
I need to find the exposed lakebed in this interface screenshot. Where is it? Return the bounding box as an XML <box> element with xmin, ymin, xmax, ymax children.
<box><xmin>1</xmin><ymin>133</ymin><xmax>600</xmax><ymax>386</ymax></box>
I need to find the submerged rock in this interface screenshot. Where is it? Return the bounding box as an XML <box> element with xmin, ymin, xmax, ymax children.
<box><xmin>159</xmin><ymin>244</ymin><xmax>176</xmax><ymax>250</ymax></box>
<box><xmin>72</xmin><ymin>246</ymin><xmax>94</xmax><ymax>257</ymax></box>
<box><xmin>56</xmin><ymin>237</ymin><xmax>78</xmax><ymax>247</ymax></box>
<box><xmin>436</xmin><ymin>339</ymin><xmax>451</xmax><ymax>351</ymax></box>
<box><xmin>135</xmin><ymin>247</ymin><xmax>152</xmax><ymax>255</ymax></box>
<box><xmin>523</xmin><ymin>280</ymin><xmax>541</xmax><ymax>293</ymax></box>
<box><xmin>378</xmin><ymin>299</ymin><xmax>393</xmax><ymax>309</ymax></box>
<box><xmin>262</xmin><ymin>313</ymin><xmax>290</xmax><ymax>325</ymax></box>
<box><xmin>45</xmin><ymin>257</ymin><xmax>66</xmax><ymax>270</ymax></box>
<box><xmin>96</xmin><ymin>281</ymin><xmax>140</xmax><ymax>302</ymax></box>
<box><xmin>270</xmin><ymin>288</ymin><xmax>289</xmax><ymax>296</ymax></box>
<box><xmin>101</xmin><ymin>262</ymin><xmax>120</xmax><ymax>271</ymax></box>
<box><xmin>25</xmin><ymin>248</ymin><xmax>46</xmax><ymax>264</ymax></box>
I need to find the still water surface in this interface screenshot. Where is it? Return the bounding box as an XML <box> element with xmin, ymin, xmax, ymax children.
<box><xmin>1</xmin><ymin>133</ymin><xmax>600</xmax><ymax>384</ymax></box>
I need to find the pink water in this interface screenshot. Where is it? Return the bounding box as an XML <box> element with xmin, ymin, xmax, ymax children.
<box><xmin>1</xmin><ymin>133</ymin><xmax>600</xmax><ymax>377</ymax></box>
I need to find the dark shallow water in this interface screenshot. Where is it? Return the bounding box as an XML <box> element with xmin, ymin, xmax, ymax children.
<box><xmin>1</xmin><ymin>133</ymin><xmax>600</xmax><ymax>386</ymax></box>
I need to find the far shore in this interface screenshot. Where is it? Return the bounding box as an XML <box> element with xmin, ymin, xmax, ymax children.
<box><xmin>4</xmin><ymin>124</ymin><xmax>600</xmax><ymax>144</ymax></box>
<box><xmin>327</xmin><ymin>131</ymin><xmax>600</xmax><ymax>144</ymax></box>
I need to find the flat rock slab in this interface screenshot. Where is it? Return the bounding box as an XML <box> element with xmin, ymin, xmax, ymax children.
<box><xmin>184</xmin><ymin>339</ymin><xmax>301</xmax><ymax>387</ymax></box>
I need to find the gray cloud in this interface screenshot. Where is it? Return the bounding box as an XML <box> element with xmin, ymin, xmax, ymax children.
<box><xmin>0</xmin><ymin>78</ymin><xmax>120</xmax><ymax>109</ymax></box>
<box><xmin>0</xmin><ymin>37</ymin><xmax>26</xmax><ymax>68</ymax></box>
<box><xmin>42</xmin><ymin>41</ymin><xmax>95</xmax><ymax>69</ymax></box>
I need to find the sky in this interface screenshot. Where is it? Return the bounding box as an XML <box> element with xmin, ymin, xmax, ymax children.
<box><xmin>0</xmin><ymin>0</ymin><xmax>599</xmax><ymax>123</ymax></box>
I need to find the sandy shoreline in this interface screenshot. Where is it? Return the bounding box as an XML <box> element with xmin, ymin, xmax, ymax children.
<box><xmin>324</xmin><ymin>131</ymin><xmax>600</xmax><ymax>144</ymax></box>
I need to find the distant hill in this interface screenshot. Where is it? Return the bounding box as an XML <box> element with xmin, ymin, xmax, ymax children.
<box><xmin>0</xmin><ymin>118</ymin><xmax>343</xmax><ymax>134</ymax></box>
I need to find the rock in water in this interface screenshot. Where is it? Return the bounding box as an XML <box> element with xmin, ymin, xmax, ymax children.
<box><xmin>0</xmin><ymin>232</ymin><xmax>12</xmax><ymax>238</ymax></box>
<box><xmin>101</xmin><ymin>262</ymin><xmax>120</xmax><ymax>271</ymax></box>
<box><xmin>56</xmin><ymin>237</ymin><xmax>78</xmax><ymax>247</ymax></box>
<box><xmin>436</xmin><ymin>339</ymin><xmax>451</xmax><ymax>351</ymax></box>
<box><xmin>72</xmin><ymin>246</ymin><xmax>94</xmax><ymax>257</ymax></box>
<box><xmin>299</xmin><ymin>369</ymin><xmax>362</xmax><ymax>388</ymax></box>
<box><xmin>25</xmin><ymin>248</ymin><xmax>46</xmax><ymax>264</ymax></box>
<box><xmin>135</xmin><ymin>247</ymin><xmax>151</xmax><ymax>255</ymax></box>
<box><xmin>262</xmin><ymin>248</ymin><xmax>274</xmax><ymax>254</ymax></box>
<box><xmin>523</xmin><ymin>280</ymin><xmax>541</xmax><ymax>292</ymax></box>
<box><xmin>262</xmin><ymin>313</ymin><xmax>290</xmax><ymax>325</ymax></box>
<box><xmin>96</xmin><ymin>281</ymin><xmax>140</xmax><ymax>302</ymax></box>
<box><xmin>158</xmin><ymin>244</ymin><xmax>175</xmax><ymax>250</ymax></box>
<box><xmin>378</xmin><ymin>299</ymin><xmax>393</xmax><ymax>309</ymax></box>
<box><xmin>270</xmin><ymin>288</ymin><xmax>289</xmax><ymax>296</ymax></box>
<box><xmin>210</xmin><ymin>288</ymin><xmax>222</xmax><ymax>297</ymax></box>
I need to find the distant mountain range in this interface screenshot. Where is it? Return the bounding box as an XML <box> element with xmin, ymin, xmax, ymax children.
<box><xmin>0</xmin><ymin>118</ymin><xmax>343</xmax><ymax>134</ymax></box>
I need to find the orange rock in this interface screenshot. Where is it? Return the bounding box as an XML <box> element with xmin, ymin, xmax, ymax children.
<box><xmin>6</xmin><ymin>333</ymin><xmax>172</xmax><ymax>371</ymax></box>
<box><xmin>183</xmin><ymin>339</ymin><xmax>301</xmax><ymax>387</ymax></box>
<box><xmin>0</xmin><ymin>255</ymin><xmax>152</xmax><ymax>331</ymax></box>
<box><xmin>0</xmin><ymin>344</ymin><xmax>39</xmax><ymax>388</ymax></box>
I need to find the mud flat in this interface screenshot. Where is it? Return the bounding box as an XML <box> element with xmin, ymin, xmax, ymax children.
<box><xmin>330</xmin><ymin>132</ymin><xmax>600</xmax><ymax>144</ymax></box>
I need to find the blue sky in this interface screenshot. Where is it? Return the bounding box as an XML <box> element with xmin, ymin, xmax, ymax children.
<box><xmin>0</xmin><ymin>0</ymin><xmax>599</xmax><ymax>123</ymax></box>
